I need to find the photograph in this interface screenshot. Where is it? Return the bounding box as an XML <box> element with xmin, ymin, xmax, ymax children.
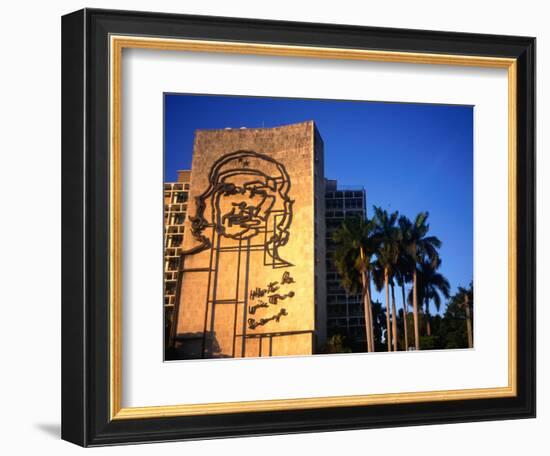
<box><xmin>163</xmin><ymin>94</ymin><xmax>474</xmax><ymax>360</ymax></box>
<box><xmin>58</xmin><ymin>6</ymin><xmax>536</xmax><ymax>447</ymax></box>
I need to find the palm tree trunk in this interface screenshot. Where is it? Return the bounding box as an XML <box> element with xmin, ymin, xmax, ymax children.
<box><xmin>425</xmin><ymin>298</ymin><xmax>431</xmax><ymax>336</ymax></box>
<box><xmin>366</xmin><ymin>273</ymin><xmax>375</xmax><ymax>351</ymax></box>
<box><xmin>359</xmin><ymin>247</ymin><xmax>375</xmax><ymax>352</ymax></box>
<box><xmin>363</xmin><ymin>291</ymin><xmax>373</xmax><ymax>352</ymax></box>
<box><xmin>464</xmin><ymin>295</ymin><xmax>473</xmax><ymax>348</ymax></box>
<box><xmin>384</xmin><ymin>268</ymin><xmax>391</xmax><ymax>352</ymax></box>
<box><xmin>412</xmin><ymin>268</ymin><xmax>420</xmax><ymax>350</ymax></box>
<box><xmin>360</xmin><ymin>271</ymin><xmax>373</xmax><ymax>352</ymax></box>
<box><xmin>401</xmin><ymin>283</ymin><xmax>409</xmax><ymax>351</ymax></box>
<box><xmin>391</xmin><ymin>283</ymin><xmax>398</xmax><ymax>351</ymax></box>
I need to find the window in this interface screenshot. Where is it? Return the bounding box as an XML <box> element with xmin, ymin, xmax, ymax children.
<box><xmin>167</xmin><ymin>258</ymin><xmax>179</xmax><ymax>271</ymax></box>
<box><xmin>171</xmin><ymin>235</ymin><xmax>183</xmax><ymax>247</ymax></box>
<box><xmin>165</xmin><ymin>281</ymin><xmax>176</xmax><ymax>295</ymax></box>
<box><xmin>176</xmin><ymin>192</ymin><xmax>188</xmax><ymax>203</ymax></box>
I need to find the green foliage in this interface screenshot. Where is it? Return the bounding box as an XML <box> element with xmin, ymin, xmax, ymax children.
<box><xmin>438</xmin><ymin>283</ymin><xmax>473</xmax><ymax>349</ymax></box>
<box><xmin>332</xmin><ymin>216</ymin><xmax>378</xmax><ymax>294</ymax></box>
<box><xmin>415</xmin><ymin>258</ymin><xmax>451</xmax><ymax>316</ymax></box>
<box><xmin>419</xmin><ymin>335</ymin><xmax>439</xmax><ymax>350</ymax></box>
<box><xmin>328</xmin><ymin>207</ymin><xmax>472</xmax><ymax>354</ymax></box>
<box><xmin>405</xmin><ymin>284</ymin><xmax>473</xmax><ymax>350</ymax></box>
<box><xmin>323</xmin><ymin>334</ymin><xmax>352</xmax><ymax>354</ymax></box>
<box><xmin>395</xmin><ymin>308</ymin><xmax>431</xmax><ymax>350</ymax></box>
<box><xmin>370</xmin><ymin>301</ymin><xmax>387</xmax><ymax>350</ymax></box>
<box><xmin>372</xmin><ymin>206</ymin><xmax>401</xmax><ymax>291</ymax></box>
<box><xmin>399</xmin><ymin>212</ymin><xmax>441</xmax><ymax>266</ymax></box>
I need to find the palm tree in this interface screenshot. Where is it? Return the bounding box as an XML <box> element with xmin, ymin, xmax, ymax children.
<box><xmin>332</xmin><ymin>217</ymin><xmax>378</xmax><ymax>352</ymax></box>
<box><xmin>390</xmin><ymin>278</ymin><xmax>399</xmax><ymax>350</ymax></box>
<box><xmin>372</xmin><ymin>206</ymin><xmax>400</xmax><ymax>352</ymax></box>
<box><xmin>415</xmin><ymin>258</ymin><xmax>450</xmax><ymax>336</ymax></box>
<box><xmin>395</xmin><ymin>257</ymin><xmax>412</xmax><ymax>351</ymax></box>
<box><xmin>455</xmin><ymin>283</ymin><xmax>474</xmax><ymax>348</ymax></box>
<box><xmin>398</xmin><ymin>213</ymin><xmax>441</xmax><ymax>350</ymax></box>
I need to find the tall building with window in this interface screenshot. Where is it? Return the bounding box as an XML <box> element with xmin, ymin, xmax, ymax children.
<box><xmin>164</xmin><ymin>170</ymin><xmax>191</xmax><ymax>343</ymax></box>
<box><xmin>164</xmin><ymin>123</ymin><xmax>368</xmax><ymax>357</ymax></box>
<box><xmin>171</xmin><ymin>121</ymin><xmax>327</xmax><ymax>358</ymax></box>
<box><xmin>324</xmin><ymin>179</ymin><xmax>367</xmax><ymax>345</ymax></box>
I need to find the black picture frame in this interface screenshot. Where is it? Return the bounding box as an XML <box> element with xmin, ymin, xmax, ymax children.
<box><xmin>62</xmin><ymin>8</ymin><xmax>535</xmax><ymax>447</ymax></box>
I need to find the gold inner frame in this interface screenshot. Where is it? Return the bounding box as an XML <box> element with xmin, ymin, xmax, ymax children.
<box><xmin>109</xmin><ymin>35</ymin><xmax>518</xmax><ymax>420</ymax></box>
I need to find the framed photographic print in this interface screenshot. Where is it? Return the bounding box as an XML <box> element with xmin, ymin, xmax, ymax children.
<box><xmin>61</xmin><ymin>8</ymin><xmax>535</xmax><ymax>447</ymax></box>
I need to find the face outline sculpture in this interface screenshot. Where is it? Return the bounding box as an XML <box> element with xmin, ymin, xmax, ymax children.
<box><xmin>187</xmin><ymin>150</ymin><xmax>294</xmax><ymax>267</ymax></box>
<box><xmin>214</xmin><ymin>170</ymin><xmax>278</xmax><ymax>240</ymax></box>
<box><xmin>173</xmin><ymin>150</ymin><xmax>299</xmax><ymax>357</ymax></box>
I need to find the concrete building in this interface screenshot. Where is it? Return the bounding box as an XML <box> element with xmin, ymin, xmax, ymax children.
<box><xmin>325</xmin><ymin>179</ymin><xmax>367</xmax><ymax>344</ymax></box>
<box><xmin>171</xmin><ymin>121</ymin><xmax>326</xmax><ymax>358</ymax></box>
<box><xmin>164</xmin><ymin>170</ymin><xmax>191</xmax><ymax>344</ymax></box>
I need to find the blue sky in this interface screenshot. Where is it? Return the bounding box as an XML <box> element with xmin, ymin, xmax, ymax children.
<box><xmin>164</xmin><ymin>94</ymin><xmax>473</xmax><ymax>313</ymax></box>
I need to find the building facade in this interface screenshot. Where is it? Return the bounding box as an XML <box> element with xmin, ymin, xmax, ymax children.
<box><xmin>171</xmin><ymin>121</ymin><xmax>326</xmax><ymax>358</ymax></box>
<box><xmin>324</xmin><ymin>179</ymin><xmax>367</xmax><ymax>344</ymax></box>
<box><xmin>164</xmin><ymin>170</ymin><xmax>191</xmax><ymax>344</ymax></box>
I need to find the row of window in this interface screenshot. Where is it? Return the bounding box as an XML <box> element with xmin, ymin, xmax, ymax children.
<box><xmin>326</xmin><ymin>191</ymin><xmax>364</xmax><ymax>199</ymax></box>
<box><xmin>165</xmin><ymin>206</ymin><xmax>187</xmax><ymax>215</ymax></box>
<box><xmin>165</xmin><ymin>234</ymin><xmax>183</xmax><ymax>247</ymax></box>
<box><xmin>165</xmin><ymin>257</ymin><xmax>181</xmax><ymax>271</ymax></box>
<box><xmin>164</xmin><ymin>281</ymin><xmax>177</xmax><ymax>295</ymax></box>
<box><xmin>165</xmin><ymin>214</ymin><xmax>186</xmax><ymax>225</ymax></box>
<box><xmin>328</xmin><ymin>318</ymin><xmax>366</xmax><ymax>328</ymax></box>
<box><xmin>326</xmin><ymin>272</ymin><xmax>342</xmax><ymax>281</ymax></box>
<box><xmin>325</xmin><ymin>210</ymin><xmax>365</xmax><ymax>219</ymax></box>
<box><xmin>327</xmin><ymin>294</ymin><xmax>363</xmax><ymax>304</ymax></box>
<box><xmin>165</xmin><ymin>246</ymin><xmax>183</xmax><ymax>256</ymax></box>
<box><xmin>328</xmin><ymin>306</ymin><xmax>364</xmax><ymax>316</ymax></box>
<box><xmin>325</xmin><ymin>198</ymin><xmax>364</xmax><ymax>209</ymax></box>
<box><xmin>327</xmin><ymin>284</ymin><xmax>346</xmax><ymax>294</ymax></box>
<box><xmin>166</xmin><ymin>225</ymin><xmax>184</xmax><ymax>234</ymax></box>
<box><xmin>164</xmin><ymin>193</ymin><xmax>189</xmax><ymax>207</ymax></box>
<box><xmin>164</xmin><ymin>183</ymin><xmax>190</xmax><ymax>191</ymax></box>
